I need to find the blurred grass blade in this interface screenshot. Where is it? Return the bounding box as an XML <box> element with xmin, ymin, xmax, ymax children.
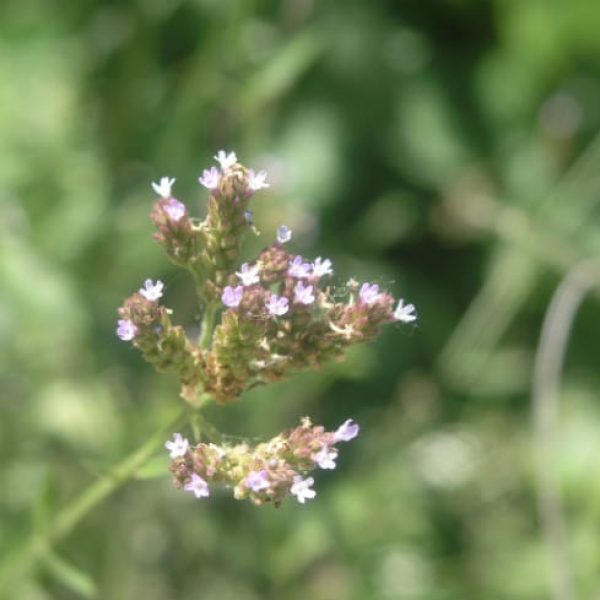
<box><xmin>238</xmin><ymin>29</ymin><xmax>326</xmax><ymax>118</ymax></box>
<box><xmin>41</xmin><ymin>552</ymin><xmax>97</xmax><ymax>599</ymax></box>
<box><xmin>32</xmin><ymin>475</ymin><xmax>58</xmax><ymax>533</ymax></box>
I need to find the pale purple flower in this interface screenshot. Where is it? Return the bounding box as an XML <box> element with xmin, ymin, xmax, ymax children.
<box><xmin>312</xmin><ymin>257</ymin><xmax>333</xmax><ymax>278</ymax></box>
<box><xmin>244</xmin><ymin>210</ymin><xmax>254</xmax><ymax>224</ymax></box>
<box><xmin>313</xmin><ymin>446</ymin><xmax>338</xmax><ymax>470</ymax></box>
<box><xmin>165</xmin><ymin>433</ymin><xmax>190</xmax><ymax>459</ymax></box>
<box><xmin>293</xmin><ymin>281</ymin><xmax>315</xmax><ymax>305</ymax></box>
<box><xmin>288</xmin><ymin>256</ymin><xmax>312</xmax><ymax>278</ymax></box>
<box><xmin>393</xmin><ymin>299</ymin><xmax>417</xmax><ymax>323</ymax></box>
<box><xmin>290</xmin><ymin>476</ymin><xmax>316</xmax><ymax>504</ymax></box>
<box><xmin>266</xmin><ymin>294</ymin><xmax>289</xmax><ymax>316</ymax></box>
<box><xmin>139</xmin><ymin>279</ymin><xmax>164</xmax><ymax>302</ymax></box>
<box><xmin>199</xmin><ymin>166</ymin><xmax>221</xmax><ymax>190</ymax></box>
<box><xmin>236</xmin><ymin>263</ymin><xmax>260</xmax><ymax>286</ymax></box>
<box><xmin>152</xmin><ymin>176</ymin><xmax>175</xmax><ymax>199</ymax></box>
<box><xmin>333</xmin><ymin>419</ymin><xmax>360</xmax><ymax>443</ymax></box>
<box><xmin>222</xmin><ymin>285</ymin><xmax>244</xmax><ymax>308</ymax></box>
<box><xmin>247</xmin><ymin>169</ymin><xmax>269</xmax><ymax>192</ymax></box>
<box><xmin>277</xmin><ymin>225</ymin><xmax>292</xmax><ymax>244</ymax></box>
<box><xmin>245</xmin><ymin>470</ymin><xmax>270</xmax><ymax>492</ymax></box>
<box><xmin>163</xmin><ymin>197</ymin><xmax>186</xmax><ymax>222</ymax></box>
<box><xmin>116</xmin><ymin>319</ymin><xmax>138</xmax><ymax>341</ymax></box>
<box><xmin>184</xmin><ymin>473</ymin><xmax>210</xmax><ymax>499</ymax></box>
<box><xmin>359</xmin><ymin>282</ymin><xmax>380</xmax><ymax>305</ymax></box>
<box><xmin>214</xmin><ymin>150</ymin><xmax>237</xmax><ymax>171</ymax></box>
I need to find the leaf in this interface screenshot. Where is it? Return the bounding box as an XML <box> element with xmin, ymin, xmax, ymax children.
<box><xmin>32</xmin><ymin>474</ymin><xmax>57</xmax><ymax>533</ymax></box>
<box><xmin>41</xmin><ymin>552</ymin><xmax>97</xmax><ymax>599</ymax></box>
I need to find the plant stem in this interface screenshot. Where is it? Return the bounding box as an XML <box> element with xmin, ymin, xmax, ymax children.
<box><xmin>532</xmin><ymin>261</ymin><xmax>600</xmax><ymax>600</ymax></box>
<box><xmin>0</xmin><ymin>407</ymin><xmax>188</xmax><ymax>594</ymax></box>
<box><xmin>199</xmin><ymin>302</ymin><xmax>218</xmax><ymax>348</ymax></box>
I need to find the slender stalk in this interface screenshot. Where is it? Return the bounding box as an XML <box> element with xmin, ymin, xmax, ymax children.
<box><xmin>0</xmin><ymin>407</ymin><xmax>188</xmax><ymax>593</ymax></box>
<box><xmin>199</xmin><ymin>302</ymin><xmax>218</xmax><ymax>348</ymax></box>
<box><xmin>532</xmin><ymin>261</ymin><xmax>600</xmax><ymax>600</ymax></box>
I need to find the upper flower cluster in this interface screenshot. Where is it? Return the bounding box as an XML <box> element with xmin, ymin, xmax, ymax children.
<box><xmin>149</xmin><ymin>150</ymin><xmax>269</xmax><ymax>302</ymax></box>
<box><xmin>167</xmin><ymin>417</ymin><xmax>359</xmax><ymax>506</ymax></box>
<box><xmin>117</xmin><ymin>150</ymin><xmax>417</xmax><ymax>405</ymax></box>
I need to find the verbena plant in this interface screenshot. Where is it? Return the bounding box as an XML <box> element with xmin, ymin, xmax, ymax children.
<box><xmin>117</xmin><ymin>150</ymin><xmax>417</xmax><ymax>507</ymax></box>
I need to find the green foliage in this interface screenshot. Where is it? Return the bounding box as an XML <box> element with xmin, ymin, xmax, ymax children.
<box><xmin>2</xmin><ymin>0</ymin><xmax>600</xmax><ymax>597</ymax></box>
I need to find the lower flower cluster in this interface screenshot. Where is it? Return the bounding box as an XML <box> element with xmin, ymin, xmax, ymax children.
<box><xmin>167</xmin><ymin>417</ymin><xmax>359</xmax><ymax>506</ymax></box>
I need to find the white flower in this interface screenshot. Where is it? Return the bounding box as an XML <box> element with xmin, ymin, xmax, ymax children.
<box><xmin>247</xmin><ymin>169</ymin><xmax>269</xmax><ymax>192</ymax></box>
<box><xmin>184</xmin><ymin>473</ymin><xmax>210</xmax><ymax>499</ymax></box>
<box><xmin>393</xmin><ymin>299</ymin><xmax>417</xmax><ymax>323</ymax></box>
<box><xmin>139</xmin><ymin>279</ymin><xmax>164</xmax><ymax>301</ymax></box>
<box><xmin>214</xmin><ymin>150</ymin><xmax>237</xmax><ymax>171</ymax></box>
<box><xmin>199</xmin><ymin>166</ymin><xmax>221</xmax><ymax>190</ymax></box>
<box><xmin>313</xmin><ymin>446</ymin><xmax>338</xmax><ymax>470</ymax></box>
<box><xmin>333</xmin><ymin>419</ymin><xmax>360</xmax><ymax>443</ymax></box>
<box><xmin>165</xmin><ymin>433</ymin><xmax>190</xmax><ymax>458</ymax></box>
<box><xmin>291</xmin><ymin>476</ymin><xmax>316</xmax><ymax>504</ymax></box>
<box><xmin>312</xmin><ymin>257</ymin><xmax>333</xmax><ymax>278</ymax></box>
<box><xmin>152</xmin><ymin>177</ymin><xmax>175</xmax><ymax>199</ymax></box>
<box><xmin>236</xmin><ymin>263</ymin><xmax>260</xmax><ymax>286</ymax></box>
<box><xmin>277</xmin><ymin>225</ymin><xmax>292</xmax><ymax>244</ymax></box>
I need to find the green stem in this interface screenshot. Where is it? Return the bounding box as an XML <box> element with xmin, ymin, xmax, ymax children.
<box><xmin>199</xmin><ymin>302</ymin><xmax>218</xmax><ymax>348</ymax></box>
<box><xmin>0</xmin><ymin>407</ymin><xmax>188</xmax><ymax>593</ymax></box>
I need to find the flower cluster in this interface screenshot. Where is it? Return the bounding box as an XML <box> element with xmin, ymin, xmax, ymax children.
<box><xmin>167</xmin><ymin>417</ymin><xmax>359</xmax><ymax>506</ymax></box>
<box><xmin>203</xmin><ymin>247</ymin><xmax>415</xmax><ymax>403</ymax></box>
<box><xmin>116</xmin><ymin>150</ymin><xmax>417</xmax><ymax>507</ymax></box>
<box><xmin>117</xmin><ymin>151</ymin><xmax>416</xmax><ymax>405</ymax></box>
<box><xmin>150</xmin><ymin>151</ymin><xmax>268</xmax><ymax>303</ymax></box>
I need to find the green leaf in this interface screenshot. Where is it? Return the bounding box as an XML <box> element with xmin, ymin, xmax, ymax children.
<box><xmin>32</xmin><ymin>474</ymin><xmax>57</xmax><ymax>533</ymax></box>
<box><xmin>41</xmin><ymin>552</ymin><xmax>97</xmax><ymax>599</ymax></box>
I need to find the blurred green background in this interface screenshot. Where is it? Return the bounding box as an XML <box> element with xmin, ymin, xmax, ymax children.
<box><xmin>2</xmin><ymin>0</ymin><xmax>600</xmax><ymax>598</ymax></box>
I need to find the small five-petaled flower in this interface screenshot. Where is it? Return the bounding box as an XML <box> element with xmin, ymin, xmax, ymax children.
<box><xmin>165</xmin><ymin>433</ymin><xmax>190</xmax><ymax>458</ymax></box>
<box><xmin>139</xmin><ymin>279</ymin><xmax>164</xmax><ymax>302</ymax></box>
<box><xmin>236</xmin><ymin>263</ymin><xmax>260</xmax><ymax>286</ymax></box>
<box><xmin>393</xmin><ymin>299</ymin><xmax>417</xmax><ymax>323</ymax></box>
<box><xmin>313</xmin><ymin>446</ymin><xmax>338</xmax><ymax>470</ymax></box>
<box><xmin>222</xmin><ymin>285</ymin><xmax>244</xmax><ymax>308</ymax></box>
<box><xmin>359</xmin><ymin>282</ymin><xmax>380</xmax><ymax>305</ymax></box>
<box><xmin>247</xmin><ymin>169</ymin><xmax>269</xmax><ymax>192</ymax></box>
<box><xmin>199</xmin><ymin>166</ymin><xmax>220</xmax><ymax>190</ymax></box>
<box><xmin>116</xmin><ymin>319</ymin><xmax>137</xmax><ymax>341</ymax></box>
<box><xmin>291</xmin><ymin>476</ymin><xmax>316</xmax><ymax>504</ymax></box>
<box><xmin>184</xmin><ymin>473</ymin><xmax>210</xmax><ymax>499</ymax></box>
<box><xmin>214</xmin><ymin>150</ymin><xmax>237</xmax><ymax>171</ymax></box>
<box><xmin>245</xmin><ymin>470</ymin><xmax>271</xmax><ymax>492</ymax></box>
<box><xmin>152</xmin><ymin>177</ymin><xmax>175</xmax><ymax>199</ymax></box>
<box><xmin>266</xmin><ymin>294</ymin><xmax>289</xmax><ymax>316</ymax></box>
<box><xmin>293</xmin><ymin>281</ymin><xmax>315</xmax><ymax>305</ymax></box>
<box><xmin>277</xmin><ymin>225</ymin><xmax>292</xmax><ymax>244</ymax></box>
